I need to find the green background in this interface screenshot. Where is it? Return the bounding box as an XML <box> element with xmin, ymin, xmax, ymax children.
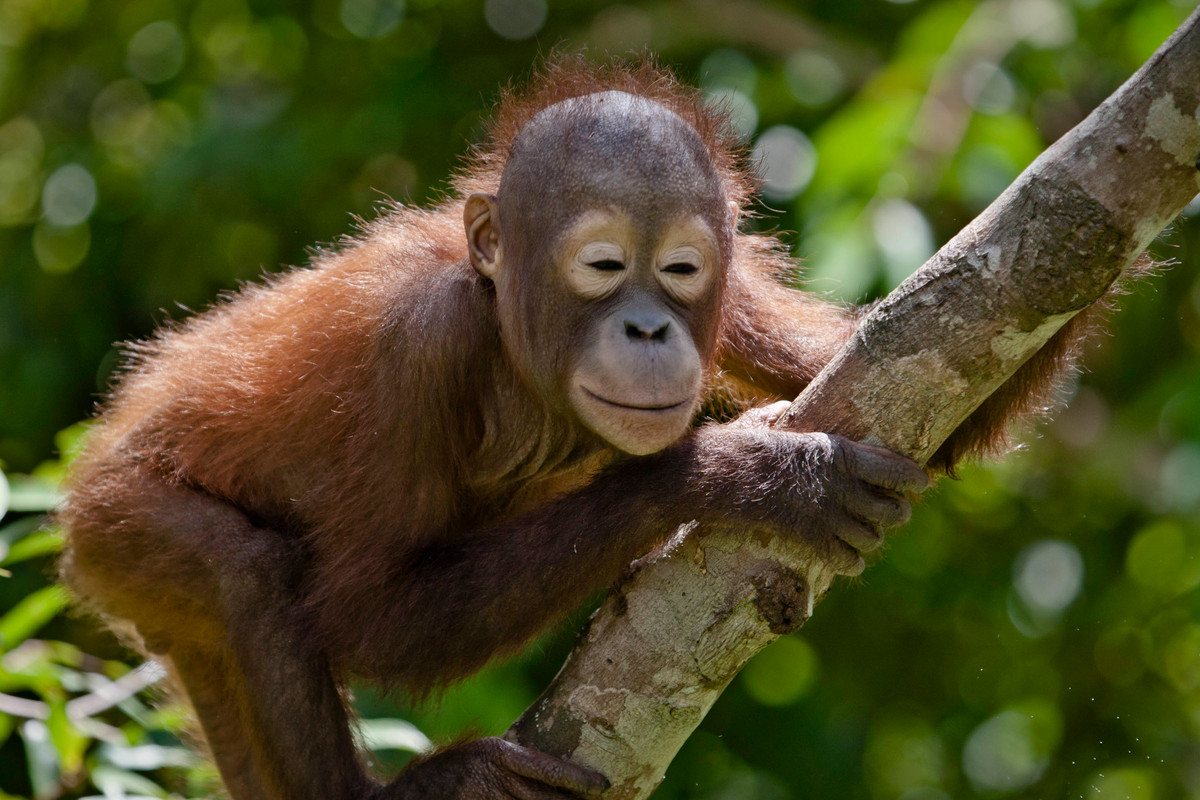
<box><xmin>2</xmin><ymin>0</ymin><xmax>1199</xmax><ymax>798</ymax></box>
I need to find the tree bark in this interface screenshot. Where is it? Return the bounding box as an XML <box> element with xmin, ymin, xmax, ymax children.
<box><xmin>507</xmin><ymin>9</ymin><xmax>1200</xmax><ymax>798</ymax></box>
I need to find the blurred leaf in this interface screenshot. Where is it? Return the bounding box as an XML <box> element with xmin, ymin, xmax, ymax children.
<box><xmin>894</xmin><ymin>0</ymin><xmax>974</xmax><ymax>61</ymax></box>
<box><xmin>20</xmin><ymin>719</ymin><xmax>61</xmax><ymax>800</ymax></box>
<box><xmin>87</xmin><ymin>764</ymin><xmax>171</xmax><ymax>799</ymax></box>
<box><xmin>0</xmin><ymin>514</ymin><xmax>43</xmax><ymax>545</ymax></box>
<box><xmin>960</xmin><ymin>113</ymin><xmax>1043</xmax><ymax>176</ymax></box>
<box><xmin>46</xmin><ymin>700</ymin><xmax>88</xmax><ymax>774</ymax></box>
<box><xmin>358</xmin><ymin>717</ymin><xmax>434</xmax><ymax>753</ymax></box>
<box><xmin>52</xmin><ymin>423</ymin><xmax>92</xmax><ymax>469</ymax></box>
<box><xmin>807</xmin><ymin>94</ymin><xmax>922</xmax><ymax>200</ymax></box>
<box><xmin>2</xmin><ymin>528</ymin><xmax>64</xmax><ymax>566</ymax></box>
<box><xmin>1124</xmin><ymin>3</ymin><xmax>1191</xmax><ymax>65</ymax></box>
<box><xmin>0</xmin><ymin>710</ymin><xmax>14</xmax><ymax>748</ymax></box>
<box><xmin>0</xmin><ymin>514</ymin><xmax>43</xmax><ymax>564</ymax></box>
<box><xmin>96</xmin><ymin>741</ymin><xmax>196</xmax><ymax>770</ymax></box>
<box><xmin>5</xmin><ymin>475</ymin><xmax>61</xmax><ymax>513</ymax></box>
<box><xmin>0</xmin><ymin>586</ymin><xmax>70</xmax><ymax>652</ymax></box>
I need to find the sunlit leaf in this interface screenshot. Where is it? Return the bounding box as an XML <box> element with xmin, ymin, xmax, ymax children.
<box><xmin>0</xmin><ymin>587</ymin><xmax>70</xmax><ymax>652</ymax></box>
<box><xmin>46</xmin><ymin>701</ymin><xmax>89</xmax><ymax>774</ymax></box>
<box><xmin>52</xmin><ymin>423</ymin><xmax>92</xmax><ymax>469</ymax></box>
<box><xmin>895</xmin><ymin>0</ymin><xmax>974</xmax><ymax>61</ymax></box>
<box><xmin>358</xmin><ymin>717</ymin><xmax>433</xmax><ymax>753</ymax></box>
<box><xmin>4</xmin><ymin>475</ymin><xmax>61</xmax><ymax>513</ymax></box>
<box><xmin>1124</xmin><ymin>4</ymin><xmax>1189</xmax><ymax>65</ymax></box>
<box><xmin>96</xmin><ymin>741</ymin><xmax>196</xmax><ymax>770</ymax></box>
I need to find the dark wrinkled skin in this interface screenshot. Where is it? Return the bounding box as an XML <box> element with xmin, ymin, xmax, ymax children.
<box><xmin>715</xmin><ymin>400</ymin><xmax>926</xmax><ymax>574</ymax></box>
<box><xmin>387</xmin><ymin>739</ymin><xmax>609</xmax><ymax>800</ymax></box>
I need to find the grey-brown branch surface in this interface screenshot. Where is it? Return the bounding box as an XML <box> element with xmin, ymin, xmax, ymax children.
<box><xmin>506</xmin><ymin>10</ymin><xmax>1200</xmax><ymax>798</ymax></box>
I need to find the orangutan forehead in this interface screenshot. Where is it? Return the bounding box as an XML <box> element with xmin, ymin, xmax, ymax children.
<box><xmin>499</xmin><ymin>91</ymin><xmax>723</xmax><ymax>210</ymax></box>
<box><xmin>518</xmin><ymin>91</ymin><xmax>694</xmax><ymax>146</ymax></box>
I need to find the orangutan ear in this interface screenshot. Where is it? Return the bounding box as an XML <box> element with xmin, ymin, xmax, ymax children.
<box><xmin>465</xmin><ymin>193</ymin><xmax>501</xmax><ymax>279</ymax></box>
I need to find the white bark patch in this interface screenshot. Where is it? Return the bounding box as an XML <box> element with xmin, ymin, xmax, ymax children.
<box><xmin>984</xmin><ymin>245</ymin><xmax>1004</xmax><ymax>277</ymax></box>
<box><xmin>989</xmin><ymin>312</ymin><xmax>1076</xmax><ymax>361</ymax></box>
<box><xmin>1145</xmin><ymin>93</ymin><xmax>1200</xmax><ymax>173</ymax></box>
<box><xmin>887</xmin><ymin>350</ymin><xmax>970</xmax><ymax>395</ymax></box>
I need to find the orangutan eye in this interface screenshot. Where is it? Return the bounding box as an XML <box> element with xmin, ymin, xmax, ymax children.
<box><xmin>662</xmin><ymin>262</ymin><xmax>698</xmax><ymax>275</ymax></box>
<box><xmin>588</xmin><ymin>260</ymin><xmax>625</xmax><ymax>271</ymax></box>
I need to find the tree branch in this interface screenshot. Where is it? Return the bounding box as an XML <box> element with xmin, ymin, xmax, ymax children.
<box><xmin>507</xmin><ymin>10</ymin><xmax>1200</xmax><ymax>798</ymax></box>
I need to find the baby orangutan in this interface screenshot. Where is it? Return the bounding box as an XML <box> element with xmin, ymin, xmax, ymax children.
<box><xmin>61</xmin><ymin>59</ymin><xmax>1096</xmax><ymax>799</ymax></box>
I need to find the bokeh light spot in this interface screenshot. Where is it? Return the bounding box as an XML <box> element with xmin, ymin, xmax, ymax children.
<box><xmin>340</xmin><ymin>0</ymin><xmax>405</xmax><ymax>39</ymax></box>
<box><xmin>33</xmin><ymin>222</ymin><xmax>90</xmax><ymax>274</ymax></box>
<box><xmin>1158</xmin><ymin>443</ymin><xmax>1200</xmax><ymax>511</ymax></box>
<box><xmin>707</xmin><ymin>89</ymin><xmax>758</xmax><ymax>141</ymax></box>
<box><xmin>1162</xmin><ymin>623</ymin><xmax>1200</xmax><ymax>692</ymax></box>
<box><xmin>962</xmin><ymin>703</ymin><xmax>1061</xmax><ymax>793</ymax></box>
<box><xmin>752</xmin><ymin>125</ymin><xmax>816</xmax><ymax>202</ymax></box>
<box><xmin>872</xmin><ymin>198</ymin><xmax>934</xmax><ymax>286</ymax></box>
<box><xmin>864</xmin><ymin>716</ymin><xmax>947</xmax><ymax>797</ymax></box>
<box><xmin>740</xmin><ymin>635</ymin><xmax>818</xmax><ymax>706</ymax></box>
<box><xmin>700</xmin><ymin>49</ymin><xmax>758</xmax><ymax>96</ymax></box>
<box><xmin>785</xmin><ymin>50</ymin><xmax>845</xmax><ymax>108</ymax></box>
<box><xmin>1013</xmin><ymin>539</ymin><xmax>1084</xmax><ymax>614</ymax></box>
<box><xmin>91</xmin><ymin>79</ymin><xmax>153</xmax><ymax>148</ymax></box>
<box><xmin>1010</xmin><ymin>0</ymin><xmax>1077</xmax><ymax>48</ymax></box>
<box><xmin>963</xmin><ymin>62</ymin><xmax>1017</xmax><ymax>115</ymax></box>
<box><xmin>1126</xmin><ymin>519</ymin><xmax>1200</xmax><ymax>597</ymax></box>
<box><xmin>127</xmin><ymin>21</ymin><xmax>187</xmax><ymax>83</ymax></box>
<box><xmin>41</xmin><ymin>164</ymin><xmax>97</xmax><ymax>227</ymax></box>
<box><xmin>0</xmin><ymin>117</ymin><xmax>44</xmax><ymax>227</ymax></box>
<box><xmin>484</xmin><ymin>0</ymin><xmax>546</xmax><ymax>41</ymax></box>
<box><xmin>1080</xmin><ymin>767</ymin><xmax>1157</xmax><ymax>799</ymax></box>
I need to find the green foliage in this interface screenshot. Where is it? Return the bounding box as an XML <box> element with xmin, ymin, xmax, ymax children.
<box><xmin>0</xmin><ymin>447</ymin><xmax>203</xmax><ymax>799</ymax></box>
<box><xmin>1</xmin><ymin>0</ymin><xmax>1199</xmax><ymax>798</ymax></box>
